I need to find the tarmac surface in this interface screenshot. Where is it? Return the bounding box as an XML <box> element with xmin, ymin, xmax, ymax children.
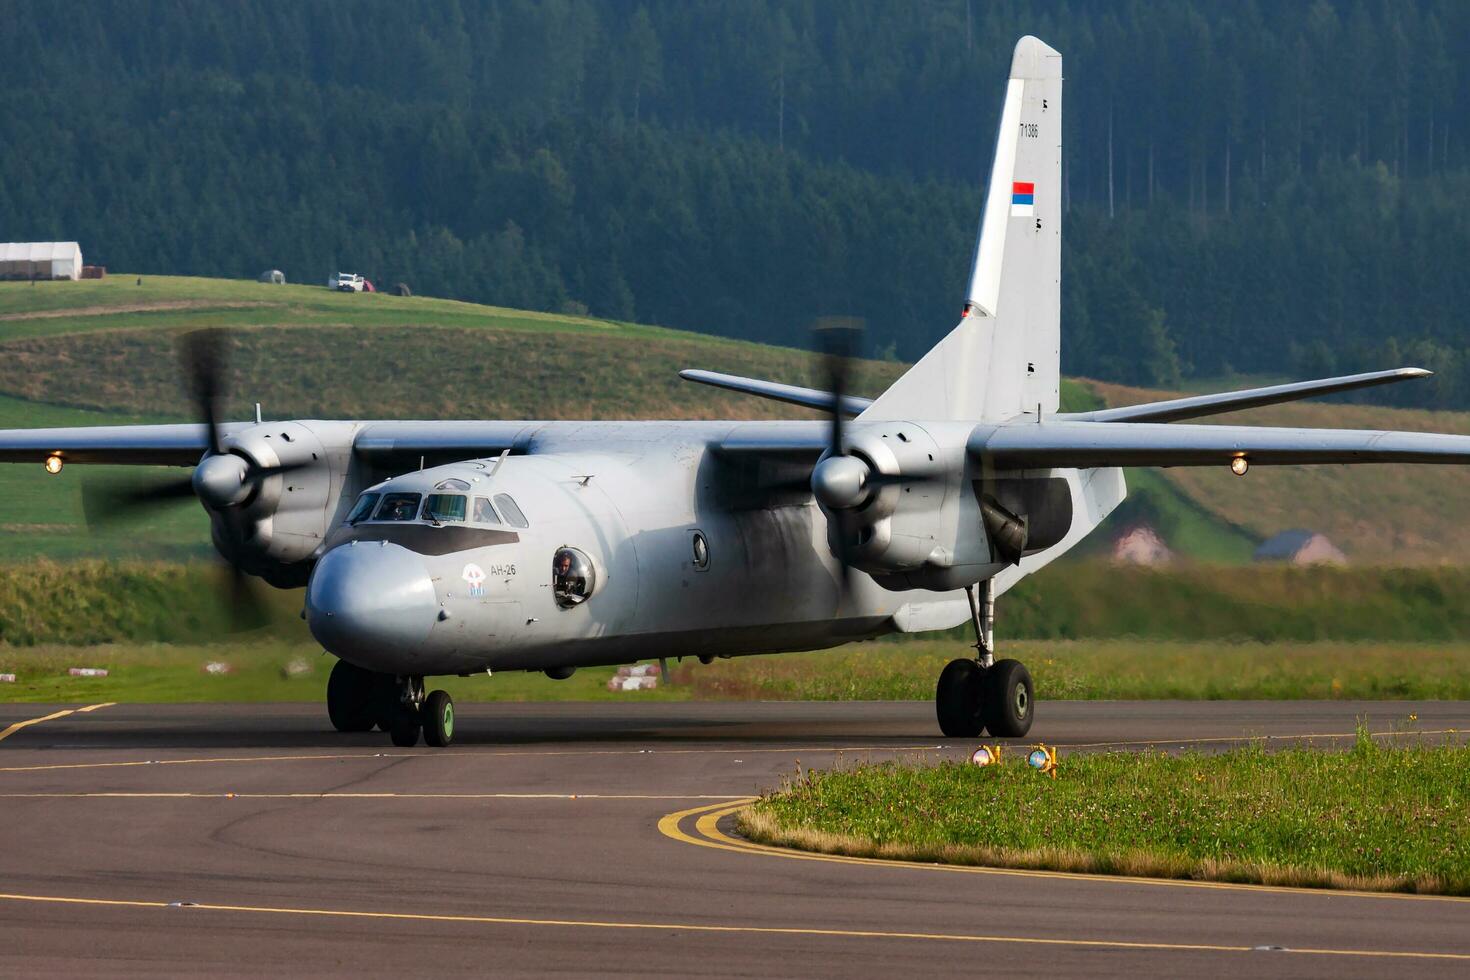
<box><xmin>1</xmin><ymin>699</ymin><xmax>1468</xmax><ymax>977</ymax></box>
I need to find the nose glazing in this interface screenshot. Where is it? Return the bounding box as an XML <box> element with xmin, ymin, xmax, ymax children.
<box><xmin>307</xmin><ymin>541</ymin><xmax>437</xmax><ymax>667</ymax></box>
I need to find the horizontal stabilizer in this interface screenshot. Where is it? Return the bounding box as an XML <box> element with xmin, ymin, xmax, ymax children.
<box><xmin>972</xmin><ymin>420</ymin><xmax>1470</xmax><ymax>470</ymax></box>
<box><xmin>680</xmin><ymin>370</ymin><xmax>872</xmax><ymax>417</ymax></box>
<box><xmin>1060</xmin><ymin>368</ymin><xmax>1432</xmax><ymax>425</ymax></box>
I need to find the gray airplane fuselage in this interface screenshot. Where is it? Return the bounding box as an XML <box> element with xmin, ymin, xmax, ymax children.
<box><xmin>303</xmin><ymin>420</ymin><xmax>1113</xmax><ymax>676</ymax></box>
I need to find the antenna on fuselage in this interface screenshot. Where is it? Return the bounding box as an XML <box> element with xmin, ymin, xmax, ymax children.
<box><xmin>489</xmin><ymin>448</ymin><xmax>510</xmax><ymax>478</ymax></box>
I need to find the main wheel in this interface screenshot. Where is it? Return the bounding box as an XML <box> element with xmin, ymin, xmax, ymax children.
<box><xmin>984</xmin><ymin>659</ymin><xmax>1034</xmax><ymax>738</ymax></box>
<box><xmin>370</xmin><ymin>674</ymin><xmax>398</xmax><ymax>733</ymax></box>
<box><xmin>935</xmin><ymin>658</ymin><xmax>988</xmax><ymax>738</ymax></box>
<box><xmin>388</xmin><ymin>702</ymin><xmax>421</xmax><ymax>747</ymax></box>
<box><xmin>422</xmin><ymin>690</ymin><xmax>455</xmax><ymax>747</ymax></box>
<box><xmin>326</xmin><ymin>659</ymin><xmax>376</xmax><ymax>732</ymax></box>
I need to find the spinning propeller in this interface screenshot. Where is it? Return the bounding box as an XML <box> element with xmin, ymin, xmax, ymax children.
<box><xmin>806</xmin><ymin>321</ymin><xmax>941</xmax><ymax>592</ymax></box>
<box><xmin>82</xmin><ymin>329</ymin><xmax>310</xmax><ymax>628</ymax></box>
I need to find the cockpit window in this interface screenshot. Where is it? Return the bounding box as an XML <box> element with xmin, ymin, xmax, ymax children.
<box><xmin>435</xmin><ymin>478</ymin><xmax>471</xmax><ymax>491</ymax></box>
<box><xmin>494</xmin><ymin>493</ymin><xmax>528</xmax><ymax>528</ymax></box>
<box><xmin>472</xmin><ymin>496</ymin><xmax>500</xmax><ymax>524</ymax></box>
<box><xmin>374</xmin><ymin>492</ymin><xmax>421</xmax><ymax>521</ymax></box>
<box><xmin>421</xmin><ymin>493</ymin><xmax>467</xmax><ymax>524</ymax></box>
<box><xmin>345</xmin><ymin>493</ymin><xmax>379</xmax><ymax>525</ymax></box>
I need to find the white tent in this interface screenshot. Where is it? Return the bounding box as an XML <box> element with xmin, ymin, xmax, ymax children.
<box><xmin>0</xmin><ymin>242</ymin><xmax>84</xmax><ymax>280</ymax></box>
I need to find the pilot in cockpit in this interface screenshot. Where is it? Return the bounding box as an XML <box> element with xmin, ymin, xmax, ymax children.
<box><xmin>380</xmin><ymin>495</ymin><xmax>419</xmax><ymax>521</ymax></box>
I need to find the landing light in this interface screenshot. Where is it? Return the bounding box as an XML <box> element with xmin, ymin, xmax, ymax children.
<box><xmin>44</xmin><ymin>454</ymin><xmax>63</xmax><ymax>475</ymax></box>
<box><xmin>1027</xmin><ymin>744</ymin><xmax>1059</xmax><ymax>778</ymax></box>
<box><xmin>1230</xmin><ymin>456</ymin><xmax>1249</xmax><ymax>476</ymax></box>
<box><xmin>970</xmin><ymin>745</ymin><xmax>1002</xmax><ymax>766</ymax></box>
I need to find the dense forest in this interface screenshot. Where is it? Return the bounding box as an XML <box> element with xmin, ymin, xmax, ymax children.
<box><xmin>3</xmin><ymin>1</ymin><xmax>1469</xmax><ymax>404</ymax></box>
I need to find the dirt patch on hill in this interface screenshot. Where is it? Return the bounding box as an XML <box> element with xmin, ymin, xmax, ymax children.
<box><xmin>0</xmin><ymin>301</ymin><xmax>275</xmax><ymax>322</ymax></box>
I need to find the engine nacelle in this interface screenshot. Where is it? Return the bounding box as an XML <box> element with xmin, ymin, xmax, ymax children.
<box><xmin>816</xmin><ymin>420</ymin><xmax>995</xmax><ymax>591</ymax></box>
<box><xmin>208</xmin><ymin>420</ymin><xmax>360</xmax><ymax>588</ymax></box>
<box><xmin>815</xmin><ymin>419</ymin><xmax>1097</xmax><ymax>594</ymax></box>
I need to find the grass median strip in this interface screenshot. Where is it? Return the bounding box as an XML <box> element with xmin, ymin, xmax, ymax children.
<box><xmin>5</xmin><ymin>638</ymin><xmax>1470</xmax><ymax>703</ymax></box>
<box><xmin>741</xmin><ymin>729</ymin><xmax>1470</xmax><ymax>896</ymax></box>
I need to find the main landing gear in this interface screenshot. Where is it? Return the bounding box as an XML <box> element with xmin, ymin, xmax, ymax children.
<box><xmin>935</xmin><ymin>579</ymin><xmax>1034</xmax><ymax>739</ymax></box>
<box><xmin>327</xmin><ymin>660</ymin><xmax>456</xmax><ymax>748</ymax></box>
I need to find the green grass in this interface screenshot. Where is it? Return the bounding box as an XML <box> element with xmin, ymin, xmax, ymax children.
<box><xmin>681</xmin><ymin>639</ymin><xmax>1470</xmax><ymax>701</ymax></box>
<box><xmin>742</xmin><ymin>731</ymin><xmax>1470</xmax><ymax>894</ymax></box>
<box><xmin>5</xmin><ymin>636</ymin><xmax>1470</xmax><ymax>703</ymax></box>
<box><xmin>0</xmin><ymin>640</ymin><xmax>695</xmax><ymax>703</ymax></box>
<box><xmin>1105</xmin><ymin>468</ymin><xmax>1259</xmax><ymax>562</ymax></box>
<box><xmin>9</xmin><ymin>558</ymin><xmax>1470</xmax><ymax>647</ymax></box>
<box><xmin>0</xmin><ymin>396</ymin><xmax>210</xmax><ymax>560</ymax></box>
<box><xmin>3</xmin><ymin>276</ymin><xmax>1470</xmax><ymax>565</ymax></box>
<box><xmin>0</xmin><ymin>275</ymin><xmax>706</xmax><ymax>343</ymax></box>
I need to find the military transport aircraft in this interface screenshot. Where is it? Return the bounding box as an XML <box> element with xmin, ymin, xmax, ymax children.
<box><xmin>3</xmin><ymin>36</ymin><xmax>1467</xmax><ymax>748</ymax></box>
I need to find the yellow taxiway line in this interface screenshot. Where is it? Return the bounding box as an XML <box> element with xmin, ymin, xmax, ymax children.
<box><xmin>658</xmin><ymin>799</ymin><xmax>1470</xmax><ymax>907</ymax></box>
<box><xmin>0</xmin><ymin>888</ymin><xmax>1463</xmax><ymax>961</ymax></box>
<box><xmin>0</xmin><ymin>703</ymin><xmax>112</xmax><ymax>744</ymax></box>
<box><xmin>0</xmin><ymin>743</ymin><xmax>943</xmax><ymax>775</ymax></box>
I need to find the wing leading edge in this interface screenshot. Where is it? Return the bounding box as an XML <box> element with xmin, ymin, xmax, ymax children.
<box><xmin>0</xmin><ymin>423</ymin><xmax>237</xmax><ymax>466</ymax></box>
<box><xmin>973</xmin><ymin>420</ymin><xmax>1470</xmax><ymax>469</ymax></box>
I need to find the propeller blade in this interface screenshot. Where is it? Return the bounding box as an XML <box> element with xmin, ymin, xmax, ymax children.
<box><xmin>179</xmin><ymin>328</ymin><xmax>228</xmax><ymax>455</ymax></box>
<box><xmin>864</xmin><ymin>469</ymin><xmax>946</xmax><ymax>490</ymax></box>
<box><xmin>224</xmin><ymin>562</ymin><xmax>269</xmax><ymax>632</ymax></box>
<box><xmin>812</xmin><ymin>318</ymin><xmax>867</xmax><ymax>600</ymax></box>
<box><xmin>816</xmin><ymin>321</ymin><xmax>860</xmax><ymax>459</ymax></box>
<box><xmin>81</xmin><ymin>473</ymin><xmax>197</xmax><ymax>528</ymax></box>
<box><xmin>250</xmin><ymin>461</ymin><xmax>309</xmax><ymax>481</ymax></box>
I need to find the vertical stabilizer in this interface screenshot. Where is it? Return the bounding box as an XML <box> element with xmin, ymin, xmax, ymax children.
<box><xmin>863</xmin><ymin>36</ymin><xmax>1062</xmax><ymax>422</ymax></box>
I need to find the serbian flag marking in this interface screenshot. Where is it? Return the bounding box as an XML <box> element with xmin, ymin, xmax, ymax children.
<box><xmin>1011</xmin><ymin>180</ymin><xmax>1035</xmax><ymax>217</ymax></box>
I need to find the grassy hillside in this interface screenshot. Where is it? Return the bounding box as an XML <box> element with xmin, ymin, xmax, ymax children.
<box><xmin>0</xmin><ymin>275</ymin><xmax>1465</xmax><ymax>564</ymax></box>
<box><xmin>3</xmin><ymin>559</ymin><xmax>1469</xmax><ymax>648</ymax></box>
<box><xmin>0</xmin><ymin>275</ymin><xmax>1106</xmax><ymax>561</ymax></box>
<box><xmin>1091</xmin><ymin>380</ymin><xmax>1470</xmax><ymax>564</ymax></box>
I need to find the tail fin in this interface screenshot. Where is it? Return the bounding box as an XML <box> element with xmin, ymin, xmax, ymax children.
<box><xmin>863</xmin><ymin>36</ymin><xmax>1062</xmax><ymax>422</ymax></box>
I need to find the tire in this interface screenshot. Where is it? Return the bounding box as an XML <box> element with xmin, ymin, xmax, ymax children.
<box><xmin>326</xmin><ymin>659</ymin><xmax>375</xmax><ymax>732</ymax></box>
<box><xmin>984</xmin><ymin>659</ymin><xmax>1034</xmax><ymax>738</ymax></box>
<box><xmin>422</xmin><ymin>690</ymin><xmax>455</xmax><ymax>748</ymax></box>
<box><xmin>935</xmin><ymin>658</ymin><xmax>988</xmax><ymax>738</ymax></box>
<box><xmin>388</xmin><ymin>703</ymin><xmax>421</xmax><ymax>747</ymax></box>
<box><xmin>370</xmin><ymin>674</ymin><xmax>397</xmax><ymax>733</ymax></box>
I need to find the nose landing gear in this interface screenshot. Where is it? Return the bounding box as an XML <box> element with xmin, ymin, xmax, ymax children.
<box><xmin>935</xmin><ymin>580</ymin><xmax>1034</xmax><ymax>739</ymax></box>
<box><xmin>326</xmin><ymin>660</ymin><xmax>456</xmax><ymax>748</ymax></box>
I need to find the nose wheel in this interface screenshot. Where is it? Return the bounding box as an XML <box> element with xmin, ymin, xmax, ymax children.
<box><xmin>422</xmin><ymin>689</ymin><xmax>455</xmax><ymax>747</ymax></box>
<box><xmin>385</xmin><ymin>677</ymin><xmax>455</xmax><ymax>748</ymax></box>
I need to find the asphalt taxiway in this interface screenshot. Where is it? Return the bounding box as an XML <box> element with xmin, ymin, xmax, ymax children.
<box><xmin>1</xmin><ymin>700</ymin><xmax>1467</xmax><ymax>977</ymax></box>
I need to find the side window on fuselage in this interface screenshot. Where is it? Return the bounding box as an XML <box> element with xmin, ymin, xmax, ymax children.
<box><xmin>494</xmin><ymin>493</ymin><xmax>529</xmax><ymax>528</ymax></box>
<box><xmin>472</xmin><ymin>496</ymin><xmax>500</xmax><ymax>524</ymax></box>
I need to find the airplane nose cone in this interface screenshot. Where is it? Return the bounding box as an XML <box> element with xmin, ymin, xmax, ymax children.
<box><xmin>307</xmin><ymin>541</ymin><xmax>437</xmax><ymax>667</ymax></box>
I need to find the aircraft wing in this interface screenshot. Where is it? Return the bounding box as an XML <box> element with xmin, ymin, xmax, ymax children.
<box><xmin>1055</xmin><ymin>368</ymin><xmax>1430</xmax><ymax>424</ymax></box>
<box><xmin>679</xmin><ymin>370</ymin><xmax>872</xmax><ymax>417</ymax></box>
<box><xmin>973</xmin><ymin>421</ymin><xmax>1470</xmax><ymax>469</ymax></box>
<box><xmin>0</xmin><ymin>423</ymin><xmax>244</xmax><ymax>465</ymax></box>
<box><xmin>712</xmin><ymin>421</ymin><xmax>830</xmax><ymax>458</ymax></box>
<box><xmin>350</xmin><ymin>421</ymin><xmax>539</xmax><ymax>463</ymax></box>
<box><xmin>0</xmin><ymin>420</ymin><xmax>542</xmax><ymax>469</ymax></box>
